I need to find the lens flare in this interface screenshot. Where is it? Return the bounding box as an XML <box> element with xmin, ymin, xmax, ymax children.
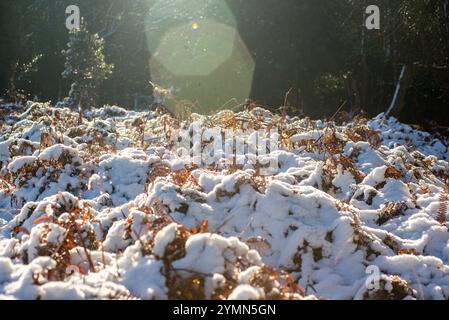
<box><xmin>145</xmin><ymin>0</ymin><xmax>255</xmax><ymax>115</ymax></box>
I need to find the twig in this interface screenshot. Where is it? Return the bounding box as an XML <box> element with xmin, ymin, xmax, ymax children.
<box><xmin>313</xmin><ymin>100</ymin><xmax>347</xmax><ymax>146</ymax></box>
<box><xmin>283</xmin><ymin>87</ymin><xmax>293</xmax><ymax>107</ymax></box>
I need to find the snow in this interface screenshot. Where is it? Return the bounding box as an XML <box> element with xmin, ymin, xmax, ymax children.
<box><xmin>0</xmin><ymin>258</ymin><xmax>14</xmax><ymax>283</ymax></box>
<box><xmin>38</xmin><ymin>144</ymin><xmax>79</xmax><ymax>162</ymax></box>
<box><xmin>153</xmin><ymin>223</ymin><xmax>178</xmax><ymax>257</ymax></box>
<box><xmin>171</xmin><ymin>233</ymin><xmax>261</xmax><ymax>275</ymax></box>
<box><xmin>1</xmin><ymin>102</ymin><xmax>449</xmax><ymax>300</ymax></box>
<box><xmin>228</xmin><ymin>284</ymin><xmax>264</xmax><ymax>300</ymax></box>
<box><xmin>121</xmin><ymin>256</ymin><xmax>167</xmax><ymax>300</ymax></box>
<box><xmin>7</xmin><ymin>156</ymin><xmax>37</xmax><ymax>173</ymax></box>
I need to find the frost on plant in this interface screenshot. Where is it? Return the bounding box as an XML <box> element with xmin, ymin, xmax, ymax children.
<box><xmin>1</xmin><ymin>103</ymin><xmax>449</xmax><ymax>300</ymax></box>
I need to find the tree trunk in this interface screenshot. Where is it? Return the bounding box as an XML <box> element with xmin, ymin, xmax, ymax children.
<box><xmin>387</xmin><ymin>64</ymin><xmax>417</xmax><ymax>119</ymax></box>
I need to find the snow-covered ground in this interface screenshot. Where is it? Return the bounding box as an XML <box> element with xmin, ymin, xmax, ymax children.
<box><xmin>1</xmin><ymin>101</ymin><xmax>449</xmax><ymax>300</ymax></box>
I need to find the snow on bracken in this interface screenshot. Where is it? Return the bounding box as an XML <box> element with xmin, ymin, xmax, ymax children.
<box><xmin>1</xmin><ymin>102</ymin><xmax>449</xmax><ymax>300</ymax></box>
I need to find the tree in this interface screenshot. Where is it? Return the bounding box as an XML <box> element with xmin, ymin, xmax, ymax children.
<box><xmin>1</xmin><ymin>1</ymin><xmax>448</xmax><ymax>125</ymax></box>
<box><xmin>62</xmin><ymin>20</ymin><xmax>113</xmax><ymax>112</ymax></box>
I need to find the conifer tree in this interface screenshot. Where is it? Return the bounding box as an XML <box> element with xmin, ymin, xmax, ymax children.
<box><xmin>62</xmin><ymin>20</ymin><xmax>113</xmax><ymax>114</ymax></box>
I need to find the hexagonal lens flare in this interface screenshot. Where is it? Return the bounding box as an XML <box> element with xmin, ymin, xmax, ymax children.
<box><xmin>145</xmin><ymin>0</ymin><xmax>255</xmax><ymax>114</ymax></box>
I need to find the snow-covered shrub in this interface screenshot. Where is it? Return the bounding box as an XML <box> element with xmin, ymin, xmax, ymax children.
<box><xmin>1</xmin><ymin>102</ymin><xmax>449</xmax><ymax>300</ymax></box>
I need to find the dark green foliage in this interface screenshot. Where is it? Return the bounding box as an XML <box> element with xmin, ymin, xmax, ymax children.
<box><xmin>62</xmin><ymin>21</ymin><xmax>113</xmax><ymax>109</ymax></box>
<box><xmin>0</xmin><ymin>0</ymin><xmax>448</xmax><ymax>125</ymax></box>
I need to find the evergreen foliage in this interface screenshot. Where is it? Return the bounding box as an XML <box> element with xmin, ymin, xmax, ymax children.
<box><xmin>62</xmin><ymin>21</ymin><xmax>113</xmax><ymax>109</ymax></box>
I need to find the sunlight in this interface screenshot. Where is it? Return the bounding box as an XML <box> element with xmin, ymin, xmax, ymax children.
<box><xmin>191</xmin><ymin>21</ymin><xmax>199</xmax><ymax>31</ymax></box>
<box><xmin>2</xmin><ymin>0</ymin><xmax>449</xmax><ymax>303</ymax></box>
<box><xmin>145</xmin><ymin>0</ymin><xmax>255</xmax><ymax>114</ymax></box>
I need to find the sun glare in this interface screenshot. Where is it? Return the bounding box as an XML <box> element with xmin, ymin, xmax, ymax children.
<box><xmin>145</xmin><ymin>0</ymin><xmax>255</xmax><ymax>114</ymax></box>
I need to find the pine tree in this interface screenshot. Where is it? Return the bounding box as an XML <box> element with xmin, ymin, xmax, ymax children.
<box><xmin>62</xmin><ymin>20</ymin><xmax>113</xmax><ymax>113</ymax></box>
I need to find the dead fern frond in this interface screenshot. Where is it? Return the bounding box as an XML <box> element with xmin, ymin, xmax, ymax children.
<box><xmin>279</xmin><ymin>272</ymin><xmax>304</xmax><ymax>299</ymax></box>
<box><xmin>437</xmin><ymin>183</ymin><xmax>449</xmax><ymax>226</ymax></box>
<box><xmin>190</xmin><ymin>220</ymin><xmax>209</xmax><ymax>235</ymax></box>
<box><xmin>384</xmin><ymin>166</ymin><xmax>404</xmax><ymax>180</ymax></box>
<box><xmin>170</xmin><ymin>169</ymin><xmax>191</xmax><ymax>187</ymax></box>
<box><xmin>376</xmin><ymin>202</ymin><xmax>408</xmax><ymax>226</ymax></box>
